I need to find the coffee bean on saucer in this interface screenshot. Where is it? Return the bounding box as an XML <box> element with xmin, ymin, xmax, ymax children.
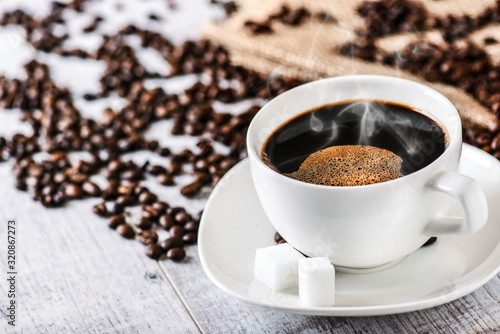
<box><xmin>108</xmin><ymin>214</ymin><xmax>125</xmax><ymax>229</ymax></box>
<box><xmin>159</xmin><ymin>214</ymin><xmax>174</xmax><ymax>230</ymax></box>
<box><xmin>136</xmin><ymin>230</ymin><xmax>159</xmax><ymax>245</ymax></box>
<box><xmin>116</xmin><ymin>223</ymin><xmax>135</xmax><ymax>239</ymax></box>
<box><xmin>160</xmin><ymin>237</ymin><xmax>184</xmax><ymax>251</ymax></box>
<box><xmin>145</xmin><ymin>244</ymin><xmax>163</xmax><ymax>260</ymax></box>
<box><xmin>166</xmin><ymin>247</ymin><xmax>186</xmax><ymax>261</ymax></box>
<box><xmin>422</xmin><ymin>236</ymin><xmax>437</xmax><ymax>247</ymax></box>
<box><xmin>93</xmin><ymin>202</ymin><xmax>109</xmax><ymax>217</ymax></box>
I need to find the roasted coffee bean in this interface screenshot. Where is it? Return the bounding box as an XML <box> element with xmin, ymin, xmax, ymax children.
<box><xmin>108</xmin><ymin>160</ymin><xmax>125</xmax><ymax>174</ymax></box>
<box><xmin>135</xmin><ymin>217</ymin><xmax>153</xmax><ymax>230</ymax></box>
<box><xmin>65</xmin><ymin>182</ymin><xmax>83</xmax><ymax>199</ymax></box>
<box><xmin>166</xmin><ymin>247</ymin><xmax>186</xmax><ymax>261</ymax></box>
<box><xmin>484</xmin><ymin>37</ymin><xmax>497</xmax><ymax>45</ymax></box>
<box><xmin>491</xmin><ymin>133</ymin><xmax>500</xmax><ymax>151</ymax></box>
<box><xmin>152</xmin><ymin>201</ymin><xmax>169</xmax><ymax>213</ymax></box>
<box><xmin>160</xmin><ymin>237</ymin><xmax>185</xmax><ymax>251</ymax></box>
<box><xmin>82</xmin><ymin>181</ymin><xmax>101</xmax><ymax>197</ymax></box>
<box><xmin>275</xmin><ymin>232</ymin><xmax>283</xmax><ymax>243</ymax></box>
<box><xmin>169</xmin><ymin>225</ymin><xmax>184</xmax><ymax>238</ymax></box>
<box><xmin>156</xmin><ymin>147</ymin><xmax>171</xmax><ymax>157</ymax></box>
<box><xmin>157</xmin><ymin>173</ymin><xmax>174</xmax><ymax>186</ymax></box>
<box><xmin>180</xmin><ymin>181</ymin><xmax>202</xmax><ymax>198</ymax></box>
<box><xmin>146</xmin><ymin>164</ymin><xmax>166</xmax><ymax>175</ymax></box>
<box><xmin>116</xmin><ymin>195</ymin><xmax>136</xmax><ymax>206</ymax></box>
<box><xmin>138</xmin><ymin>191</ymin><xmax>157</xmax><ymax>204</ymax></box>
<box><xmin>167</xmin><ymin>162</ymin><xmax>182</xmax><ymax>175</ymax></box>
<box><xmin>184</xmin><ymin>221</ymin><xmax>199</xmax><ymax>232</ymax></box>
<box><xmin>145</xmin><ymin>243</ymin><xmax>163</xmax><ymax>260</ymax></box>
<box><xmin>142</xmin><ymin>205</ymin><xmax>160</xmax><ymax>220</ymax></box>
<box><xmin>194</xmin><ymin>158</ymin><xmax>208</xmax><ymax>171</ymax></box>
<box><xmin>220</xmin><ymin>157</ymin><xmax>238</xmax><ymax>171</ymax></box>
<box><xmin>116</xmin><ymin>223</ymin><xmax>135</xmax><ymax>239</ymax></box>
<box><xmin>93</xmin><ymin>202</ymin><xmax>108</xmax><ymax>217</ymax></box>
<box><xmin>167</xmin><ymin>206</ymin><xmax>185</xmax><ymax>216</ymax></box>
<box><xmin>110</xmin><ymin>203</ymin><xmax>125</xmax><ymax>215</ymax></box>
<box><xmin>136</xmin><ymin>230</ymin><xmax>158</xmax><ymax>245</ymax></box>
<box><xmin>422</xmin><ymin>237</ymin><xmax>438</xmax><ymax>246</ymax></box>
<box><xmin>108</xmin><ymin>214</ymin><xmax>126</xmax><ymax>229</ymax></box>
<box><xmin>182</xmin><ymin>232</ymin><xmax>197</xmax><ymax>244</ymax></box>
<box><xmin>174</xmin><ymin>211</ymin><xmax>190</xmax><ymax>224</ymax></box>
<box><xmin>277</xmin><ymin>239</ymin><xmax>287</xmax><ymax>244</ymax></box>
<box><xmin>194</xmin><ymin>172</ymin><xmax>211</xmax><ymax>185</ymax></box>
<box><xmin>244</xmin><ymin>20</ymin><xmax>273</xmax><ymax>35</ymax></box>
<box><xmin>159</xmin><ymin>213</ymin><xmax>174</xmax><ymax>230</ymax></box>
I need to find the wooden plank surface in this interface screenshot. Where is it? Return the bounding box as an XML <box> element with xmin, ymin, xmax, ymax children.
<box><xmin>0</xmin><ymin>163</ymin><xmax>200</xmax><ymax>334</ymax></box>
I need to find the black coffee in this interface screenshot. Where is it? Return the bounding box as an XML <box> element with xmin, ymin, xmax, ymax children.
<box><xmin>261</xmin><ymin>100</ymin><xmax>448</xmax><ymax>177</ymax></box>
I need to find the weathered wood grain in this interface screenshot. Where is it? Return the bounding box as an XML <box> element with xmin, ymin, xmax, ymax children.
<box><xmin>0</xmin><ymin>163</ymin><xmax>199</xmax><ymax>334</ymax></box>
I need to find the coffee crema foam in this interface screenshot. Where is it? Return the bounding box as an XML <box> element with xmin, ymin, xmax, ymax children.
<box><xmin>285</xmin><ymin>145</ymin><xmax>403</xmax><ymax>186</ymax></box>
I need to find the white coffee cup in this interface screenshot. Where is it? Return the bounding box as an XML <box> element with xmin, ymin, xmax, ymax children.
<box><xmin>247</xmin><ymin>75</ymin><xmax>488</xmax><ymax>269</ymax></box>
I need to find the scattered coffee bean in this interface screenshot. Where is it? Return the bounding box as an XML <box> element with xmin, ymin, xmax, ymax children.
<box><xmin>136</xmin><ymin>230</ymin><xmax>159</xmax><ymax>245</ymax></box>
<box><xmin>145</xmin><ymin>243</ymin><xmax>163</xmax><ymax>259</ymax></box>
<box><xmin>138</xmin><ymin>191</ymin><xmax>157</xmax><ymax>204</ymax></box>
<box><xmin>166</xmin><ymin>247</ymin><xmax>186</xmax><ymax>261</ymax></box>
<box><xmin>169</xmin><ymin>225</ymin><xmax>184</xmax><ymax>239</ymax></box>
<box><xmin>157</xmin><ymin>173</ymin><xmax>174</xmax><ymax>186</ymax></box>
<box><xmin>116</xmin><ymin>223</ymin><xmax>136</xmax><ymax>239</ymax></box>
<box><xmin>93</xmin><ymin>202</ymin><xmax>109</xmax><ymax>217</ymax></box>
<box><xmin>180</xmin><ymin>181</ymin><xmax>202</xmax><ymax>198</ymax></box>
<box><xmin>184</xmin><ymin>221</ymin><xmax>199</xmax><ymax>232</ymax></box>
<box><xmin>65</xmin><ymin>183</ymin><xmax>83</xmax><ymax>199</ymax></box>
<box><xmin>159</xmin><ymin>213</ymin><xmax>174</xmax><ymax>230</ymax></box>
<box><xmin>116</xmin><ymin>195</ymin><xmax>136</xmax><ymax>206</ymax></box>
<box><xmin>108</xmin><ymin>214</ymin><xmax>126</xmax><ymax>229</ymax></box>
<box><xmin>160</xmin><ymin>237</ymin><xmax>185</xmax><ymax>251</ymax></box>
<box><xmin>135</xmin><ymin>217</ymin><xmax>153</xmax><ymax>230</ymax></box>
<box><xmin>422</xmin><ymin>236</ymin><xmax>438</xmax><ymax>247</ymax></box>
<box><xmin>82</xmin><ymin>181</ymin><xmax>101</xmax><ymax>197</ymax></box>
<box><xmin>182</xmin><ymin>232</ymin><xmax>197</xmax><ymax>244</ymax></box>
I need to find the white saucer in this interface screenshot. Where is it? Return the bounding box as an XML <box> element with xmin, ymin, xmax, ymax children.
<box><xmin>198</xmin><ymin>144</ymin><xmax>500</xmax><ymax>316</ymax></box>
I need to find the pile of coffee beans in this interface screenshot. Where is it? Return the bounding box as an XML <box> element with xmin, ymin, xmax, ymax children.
<box><xmin>0</xmin><ymin>1</ymin><xmax>303</xmax><ymax>261</ymax></box>
<box><xmin>339</xmin><ymin>0</ymin><xmax>500</xmax><ymax>160</ymax></box>
<box><xmin>244</xmin><ymin>5</ymin><xmax>335</xmax><ymax>35</ymax></box>
<box><xmin>356</xmin><ymin>0</ymin><xmax>500</xmax><ymax>42</ymax></box>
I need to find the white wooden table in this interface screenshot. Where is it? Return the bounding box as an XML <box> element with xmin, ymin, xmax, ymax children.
<box><xmin>0</xmin><ymin>0</ymin><xmax>500</xmax><ymax>332</ymax></box>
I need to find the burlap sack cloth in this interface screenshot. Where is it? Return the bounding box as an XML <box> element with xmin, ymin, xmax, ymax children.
<box><xmin>203</xmin><ymin>0</ymin><xmax>498</xmax><ymax>130</ymax></box>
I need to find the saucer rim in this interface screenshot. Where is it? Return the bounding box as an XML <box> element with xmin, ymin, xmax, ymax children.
<box><xmin>198</xmin><ymin>143</ymin><xmax>500</xmax><ymax>316</ymax></box>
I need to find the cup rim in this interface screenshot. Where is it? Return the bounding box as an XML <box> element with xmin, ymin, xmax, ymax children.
<box><xmin>246</xmin><ymin>75</ymin><xmax>462</xmax><ymax>190</ymax></box>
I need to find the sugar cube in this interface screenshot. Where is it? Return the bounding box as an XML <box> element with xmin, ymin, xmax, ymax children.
<box><xmin>254</xmin><ymin>243</ymin><xmax>305</xmax><ymax>291</ymax></box>
<box><xmin>299</xmin><ymin>257</ymin><xmax>335</xmax><ymax>306</ymax></box>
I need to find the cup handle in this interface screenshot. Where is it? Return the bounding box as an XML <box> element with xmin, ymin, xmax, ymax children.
<box><xmin>424</xmin><ymin>172</ymin><xmax>488</xmax><ymax>236</ymax></box>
